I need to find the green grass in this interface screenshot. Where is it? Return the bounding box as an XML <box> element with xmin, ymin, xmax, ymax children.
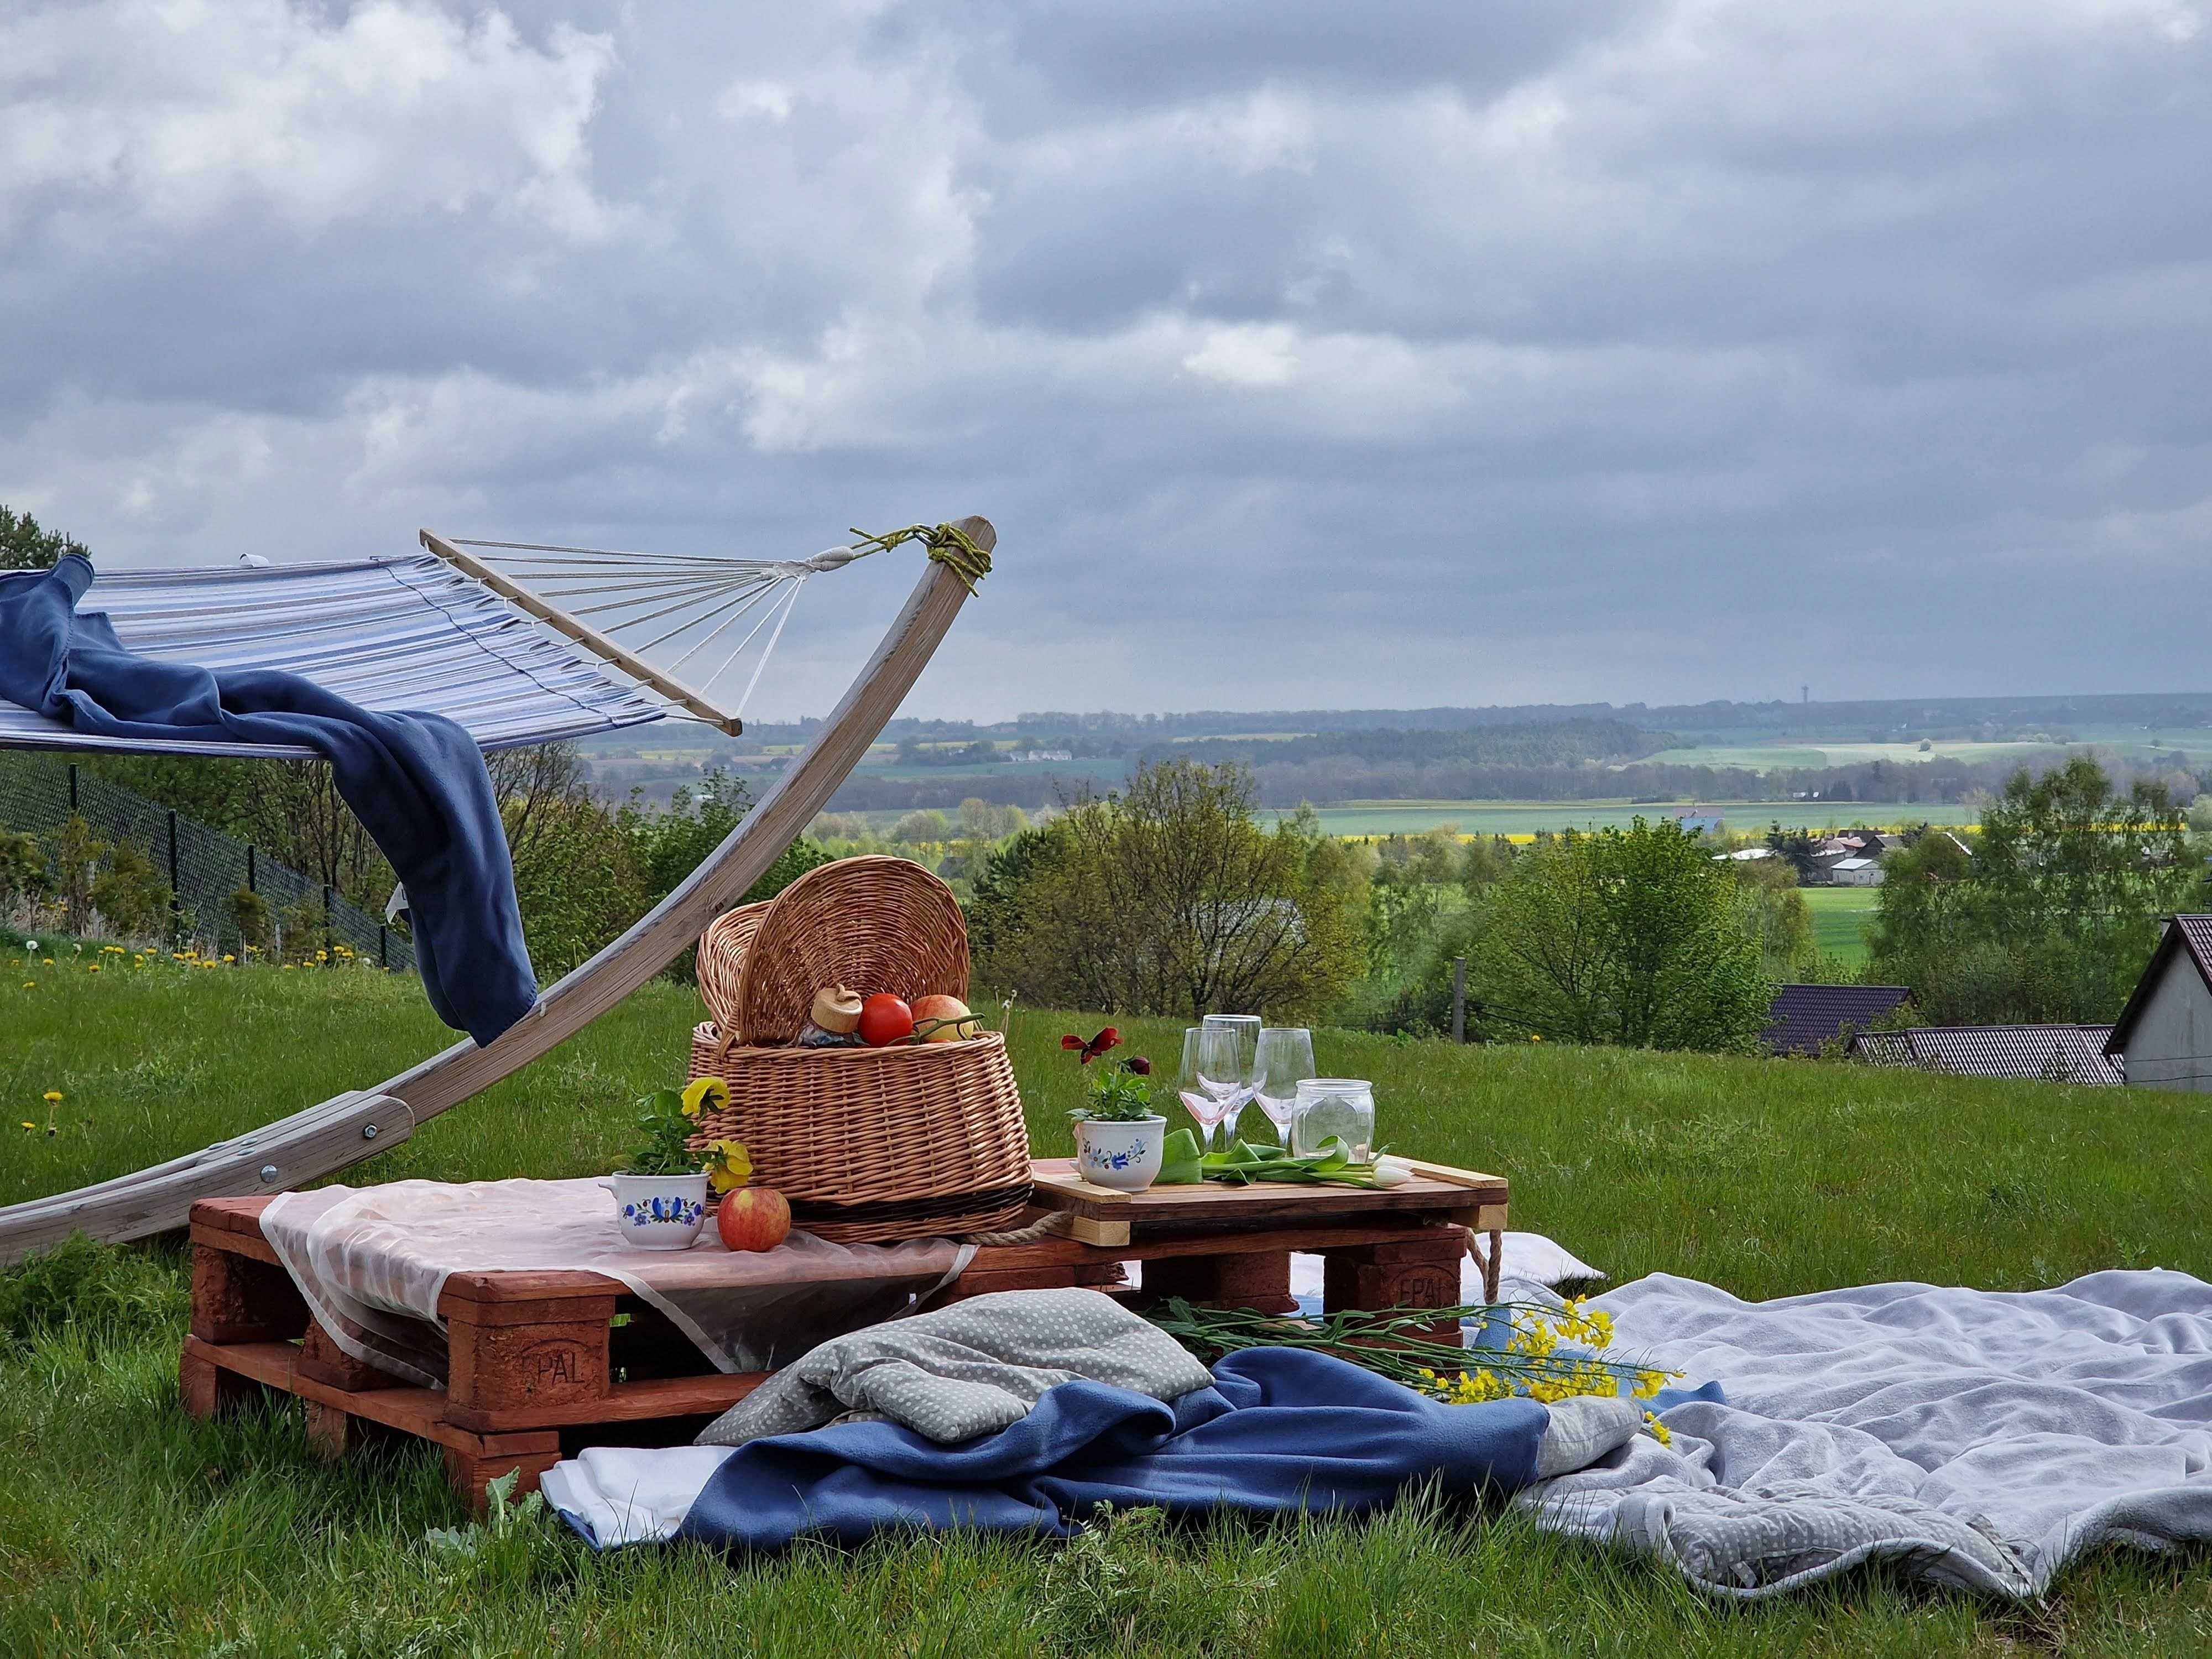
<box><xmin>1801</xmin><ymin>887</ymin><xmax>1882</xmax><ymax>971</ymax></box>
<box><xmin>1272</xmin><ymin>800</ymin><xmax>1982</xmax><ymax>838</ymax></box>
<box><xmin>8</xmin><ymin>959</ymin><xmax>2212</xmax><ymax>1653</ymax></box>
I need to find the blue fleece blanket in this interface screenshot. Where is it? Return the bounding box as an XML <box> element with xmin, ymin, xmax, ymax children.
<box><xmin>0</xmin><ymin>556</ymin><xmax>535</xmax><ymax>1043</ymax></box>
<box><xmin>671</xmin><ymin>1347</ymin><xmax>1550</xmax><ymax>1551</ymax></box>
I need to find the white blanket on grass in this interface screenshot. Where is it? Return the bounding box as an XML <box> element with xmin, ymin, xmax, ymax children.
<box><xmin>1524</xmin><ymin>1270</ymin><xmax>2212</xmax><ymax>1600</ymax></box>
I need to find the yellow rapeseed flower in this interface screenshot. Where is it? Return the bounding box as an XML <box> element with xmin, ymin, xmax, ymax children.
<box><xmin>681</xmin><ymin>1076</ymin><xmax>731</xmax><ymax>1118</ymax></box>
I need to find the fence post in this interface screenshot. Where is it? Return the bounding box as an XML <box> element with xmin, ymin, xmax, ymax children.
<box><xmin>167</xmin><ymin>808</ymin><xmax>182</xmax><ymax>937</ymax></box>
<box><xmin>1451</xmin><ymin>956</ymin><xmax>1467</xmax><ymax>1044</ymax></box>
<box><xmin>246</xmin><ymin>845</ymin><xmax>257</xmax><ymax>893</ymax></box>
<box><xmin>378</xmin><ymin>925</ymin><xmax>389</xmax><ymax>970</ymax></box>
<box><xmin>67</xmin><ymin>764</ymin><xmax>79</xmax><ymax>812</ymax></box>
<box><xmin>321</xmin><ymin>885</ymin><xmax>333</xmax><ymax>964</ymax></box>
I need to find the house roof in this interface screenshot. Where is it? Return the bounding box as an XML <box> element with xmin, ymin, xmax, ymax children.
<box><xmin>2105</xmin><ymin>916</ymin><xmax>2212</xmax><ymax>1056</ymax></box>
<box><xmin>1831</xmin><ymin>857</ymin><xmax>1877</xmax><ymax>872</ymax></box>
<box><xmin>1853</xmin><ymin>1025</ymin><xmax>2125</xmax><ymax>1085</ymax></box>
<box><xmin>1762</xmin><ymin>983</ymin><xmax>1914</xmax><ymax>1056</ymax></box>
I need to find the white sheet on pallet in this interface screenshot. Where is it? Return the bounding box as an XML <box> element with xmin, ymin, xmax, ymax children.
<box><xmin>261</xmin><ymin>1178</ymin><xmax>973</xmax><ymax>1387</ymax></box>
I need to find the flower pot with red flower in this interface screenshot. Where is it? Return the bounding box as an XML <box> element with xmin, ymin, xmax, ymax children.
<box><xmin>1062</xmin><ymin>1028</ymin><xmax>1164</xmax><ymax>1192</ymax></box>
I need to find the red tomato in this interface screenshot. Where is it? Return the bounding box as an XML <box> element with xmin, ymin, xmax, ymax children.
<box><xmin>857</xmin><ymin>993</ymin><xmax>915</xmax><ymax>1046</ymax></box>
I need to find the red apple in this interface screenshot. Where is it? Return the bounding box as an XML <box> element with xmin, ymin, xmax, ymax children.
<box><xmin>911</xmin><ymin>993</ymin><xmax>980</xmax><ymax>1042</ymax></box>
<box><xmin>857</xmin><ymin>993</ymin><xmax>915</xmax><ymax>1046</ymax></box>
<box><xmin>717</xmin><ymin>1185</ymin><xmax>791</xmax><ymax>1252</ymax></box>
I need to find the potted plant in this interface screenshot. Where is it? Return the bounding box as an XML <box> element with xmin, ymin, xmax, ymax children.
<box><xmin>1063</xmin><ymin>1027</ymin><xmax>1165</xmax><ymax>1192</ymax></box>
<box><xmin>597</xmin><ymin>1076</ymin><xmax>726</xmax><ymax>1249</ymax></box>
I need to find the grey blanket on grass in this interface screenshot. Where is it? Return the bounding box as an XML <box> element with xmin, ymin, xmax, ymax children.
<box><xmin>696</xmin><ymin>1288</ymin><xmax>1217</xmax><ymax>1446</ymax></box>
<box><xmin>1524</xmin><ymin>1270</ymin><xmax>2212</xmax><ymax>1600</ymax></box>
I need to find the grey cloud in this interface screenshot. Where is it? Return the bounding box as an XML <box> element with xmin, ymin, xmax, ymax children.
<box><xmin>1</xmin><ymin>0</ymin><xmax>2208</xmax><ymax>722</ymax></box>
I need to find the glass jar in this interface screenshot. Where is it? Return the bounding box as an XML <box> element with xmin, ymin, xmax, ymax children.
<box><xmin>1291</xmin><ymin>1077</ymin><xmax>1375</xmax><ymax>1162</ymax></box>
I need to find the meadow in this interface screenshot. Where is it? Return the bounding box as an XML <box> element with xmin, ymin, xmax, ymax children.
<box><xmin>7</xmin><ymin>957</ymin><xmax>2212</xmax><ymax>1655</ymax></box>
<box><xmin>1801</xmin><ymin>886</ymin><xmax>1882</xmax><ymax>971</ymax></box>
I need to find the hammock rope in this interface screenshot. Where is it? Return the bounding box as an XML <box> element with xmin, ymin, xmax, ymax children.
<box><xmin>444</xmin><ymin>523</ymin><xmax>993</xmax><ymax>723</ymax></box>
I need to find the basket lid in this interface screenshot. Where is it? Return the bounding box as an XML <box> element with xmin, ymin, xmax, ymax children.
<box><xmin>732</xmin><ymin>855</ymin><xmax>970</xmax><ymax>1042</ymax></box>
<box><xmin>696</xmin><ymin>900</ymin><xmax>771</xmax><ymax>1039</ymax></box>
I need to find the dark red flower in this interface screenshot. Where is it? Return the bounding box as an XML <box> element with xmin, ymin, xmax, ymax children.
<box><xmin>1061</xmin><ymin>1027</ymin><xmax>1121</xmax><ymax>1065</ymax></box>
<box><xmin>1127</xmin><ymin>1056</ymin><xmax>1151</xmax><ymax>1076</ymax></box>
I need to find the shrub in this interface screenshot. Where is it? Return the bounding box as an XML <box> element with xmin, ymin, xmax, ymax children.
<box><xmin>0</xmin><ymin>829</ymin><xmax>48</xmax><ymax>901</ymax></box>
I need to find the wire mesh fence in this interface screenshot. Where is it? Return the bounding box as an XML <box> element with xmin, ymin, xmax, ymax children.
<box><xmin>0</xmin><ymin>752</ymin><xmax>414</xmax><ymax>971</ymax></box>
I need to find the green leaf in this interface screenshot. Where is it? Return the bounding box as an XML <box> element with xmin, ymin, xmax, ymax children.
<box><xmin>1155</xmin><ymin>1128</ymin><xmax>1204</xmax><ymax>1184</ymax></box>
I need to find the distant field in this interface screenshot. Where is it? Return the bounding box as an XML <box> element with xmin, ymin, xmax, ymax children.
<box><xmin>1276</xmin><ymin>800</ymin><xmax>1981</xmax><ymax>838</ymax></box>
<box><xmin>1642</xmin><ymin>738</ymin><xmax>2191</xmax><ymax>771</ymax></box>
<box><xmin>1802</xmin><ymin>885</ymin><xmax>1881</xmax><ymax>969</ymax></box>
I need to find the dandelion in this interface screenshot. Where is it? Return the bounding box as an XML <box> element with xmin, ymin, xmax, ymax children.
<box><xmin>18</xmin><ymin>1122</ymin><xmax>33</xmax><ymax>1132</ymax></box>
<box><xmin>86</xmin><ymin>964</ymin><xmax>100</xmax><ymax>973</ymax></box>
<box><xmin>20</xmin><ymin>981</ymin><xmax>33</xmax><ymax>990</ymax></box>
<box><xmin>41</xmin><ymin>958</ymin><xmax>53</xmax><ymax>966</ymax></box>
<box><xmin>44</xmin><ymin>1092</ymin><xmax>62</xmax><ymax>1104</ymax></box>
<box><xmin>222</xmin><ymin>954</ymin><xmax>234</xmax><ymax>964</ymax></box>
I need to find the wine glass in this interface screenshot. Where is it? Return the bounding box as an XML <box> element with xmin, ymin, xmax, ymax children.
<box><xmin>1251</xmin><ymin>1026</ymin><xmax>1316</xmax><ymax>1149</ymax></box>
<box><xmin>1201</xmin><ymin>1014</ymin><xmax>1261</xmax><ymax>1145</ymax></box>
<box><xmin>1178</xmin><ymin>1024</ymin><xmax>1243</xmax><ymax>1152</ymax></box>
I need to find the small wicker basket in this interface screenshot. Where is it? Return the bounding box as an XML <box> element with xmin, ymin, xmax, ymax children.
<box><xmin>684</xmin><ymin>856</ymin><xmax>1027</xmax><ymax>1244</ymax></box>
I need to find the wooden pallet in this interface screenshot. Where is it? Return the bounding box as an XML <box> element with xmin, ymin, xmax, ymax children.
<box><xmin>184</xmin><ymin>1175</ymin><xmax>1499</xmax><ymax>1512</ymax></box>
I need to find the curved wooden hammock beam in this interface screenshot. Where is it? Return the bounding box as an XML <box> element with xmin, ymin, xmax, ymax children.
<box><xmin>0</xmin><ymin>515</ymin><xmax>997</xmax><ymax>1267</ymax></box>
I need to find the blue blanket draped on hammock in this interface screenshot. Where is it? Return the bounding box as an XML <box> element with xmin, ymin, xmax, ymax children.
<box><xmin>670</xmin><ymin>1348</ymin><xmax>1551</xmax><ymax>1552</ymax></box>
<box><xmin>0</xmin><ymin>555</ymin><xmax>535</xmax><ymax>1044</ymax></box>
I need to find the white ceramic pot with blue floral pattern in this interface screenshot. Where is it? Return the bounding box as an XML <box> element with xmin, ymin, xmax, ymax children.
<box><xmin>1074</xmin><ymin>1115</ymin><xmax>1166</xmax><ymax>1192</ymax></box>
<box><xmin>598</xmin><ymin>1172</ymin><xmax>711</xmax><ymax>1249</ymax></box>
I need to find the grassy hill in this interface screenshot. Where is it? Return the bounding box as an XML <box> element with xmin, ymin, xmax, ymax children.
<box><xmin>5</xmin><ymin>959</ymin><xmax>2211</xmax><ymax>1653</ymax></box>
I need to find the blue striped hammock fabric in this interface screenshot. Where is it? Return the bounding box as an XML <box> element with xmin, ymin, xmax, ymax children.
<box><xmin>0</xmin><ymin>555</ymin><xmax>665</xmax><ymax>758</ymax></box>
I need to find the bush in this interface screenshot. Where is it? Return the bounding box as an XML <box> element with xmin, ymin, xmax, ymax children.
<box><xmin>974</xmin><ymin>759</ymin><xmax>1366</xmax><ymax>1020</ymax></box>
<box><xmin>89</xmin><ymin>839</ymin><xmax>172</xmax><ymax>941</ymax></box>
<box><xmin>0</xmin><ymin>829</ymin><xmax>48</xmax><ymax>901</ymax></box>
<box><xmin>1471</xmin><ymin>817</ymin><xmax>1772</xmax><ymax>1052</ymax></box>
<box><xmin>222</xmin><ymin>885</ymin><xmax>273</xmax><ymax>953</ymax></box>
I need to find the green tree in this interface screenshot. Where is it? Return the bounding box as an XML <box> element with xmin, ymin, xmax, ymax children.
<box><xmin>1728</xmin><ymin>855</ymin><xmax>1817</xmax><ymax>982</ymax></box>
<box><xmin>975</xmin><ymin>759</ymin><xmax>1366</xmax><ymax>1020</ymax></box>
<box><xmin>1471</xmin><ymin>817</ymin><xmax>1772</xmax><ymax>1051</ymax></box>
<box><xmin>618</xmin><ymin>769</ymin><xmax>830</xmax><ymax>982</ymax></box>
<box><xmin>1</xmin><ymin>504</ymin><xmax>88</xmax><ymax>571</ymax></box>
<box><xmin>1871</xmin><ymin>758</ymin><xmax>2197</xmax><ymax>1022</ymax></box>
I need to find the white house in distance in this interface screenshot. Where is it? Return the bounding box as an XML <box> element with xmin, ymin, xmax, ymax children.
<box><xmin>2104</xmin><ymin>916</ymin><xmax>2212</xmax><ymax>1092</ymax></box>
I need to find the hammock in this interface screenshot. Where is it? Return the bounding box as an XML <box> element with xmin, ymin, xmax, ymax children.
<box><xmin>0</xmin><ymin>515</ymin><xmax>997</xmax><ymax>1263</ymax></box>
<box><xmin>0</xmin><ymin>528</ymin><xmax>881</xmax><ymax>757</ymax></box>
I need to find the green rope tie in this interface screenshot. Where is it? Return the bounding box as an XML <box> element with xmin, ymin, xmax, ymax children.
<box><xmin>847</xmin><ymin>521</ymin><xmax>993</xmax><ymax>596</ymax></box>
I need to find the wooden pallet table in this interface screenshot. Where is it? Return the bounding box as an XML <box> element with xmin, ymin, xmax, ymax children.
<box><xmin>182</xmin><ymin>1159</ymin><xmax>1506</xmax><ymax>1512</ymax></box>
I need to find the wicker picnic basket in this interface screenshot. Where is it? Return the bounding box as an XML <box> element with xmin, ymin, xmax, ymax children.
<box><xmin>685</xmin><ymin>857</ymin><xmax>1029</xmax><ymax>1243</ymax></box>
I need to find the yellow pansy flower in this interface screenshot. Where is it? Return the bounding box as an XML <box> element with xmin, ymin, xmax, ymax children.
<box><xmin>681</xmin><ymin>1076</ymin><xmax>731</xmax><ymax>1118</ymax></box>
<box><xmin>704</xmin><ymin>1140</ymin><xmax>752</xmax><ymax>1194</ymax></box>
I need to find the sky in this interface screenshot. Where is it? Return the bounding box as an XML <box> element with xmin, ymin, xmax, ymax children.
<box><xmin>3</xmin><ymin>1</ymin><xmax>2208</xmax><ymax>723</ymax></box>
